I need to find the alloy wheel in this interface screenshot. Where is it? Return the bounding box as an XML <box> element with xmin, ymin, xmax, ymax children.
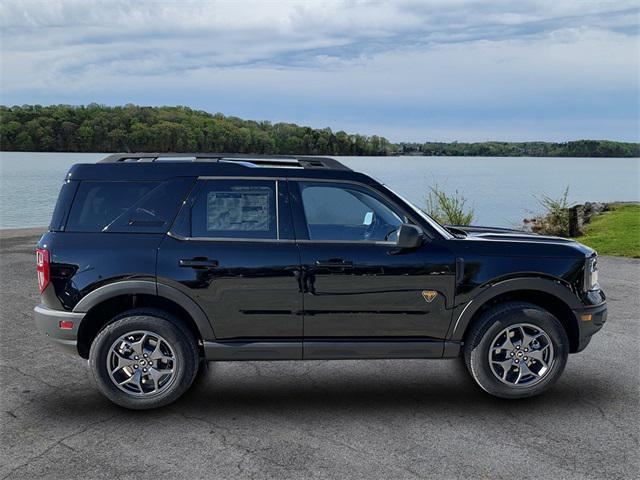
<box><xmin>488</xmin><ymin>323</ymin><xmax>555</xmax><ymax>387</ymax></box>
<box><xmin>107</xmin><ymin>330</ymin><xmax>177</xmax><ymax>396</ymax></box>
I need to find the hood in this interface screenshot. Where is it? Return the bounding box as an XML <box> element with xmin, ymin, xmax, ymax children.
<box><xmin>446</xmin><ymin>225</ymin><xmax>595</xmax><ymax>255</ymax></box>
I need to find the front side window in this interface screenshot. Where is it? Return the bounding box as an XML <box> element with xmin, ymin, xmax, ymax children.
<box><xmin>177</xmin><ymin>179</ymin><xmax>278</xmax><ymax>239</ymax></box>
<box><xmin>298</xmin><ymin>182</ymin><xmax>404</xmax><ymax>241</ymax></box>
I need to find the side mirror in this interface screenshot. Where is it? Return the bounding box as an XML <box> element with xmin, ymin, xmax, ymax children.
<box><xmin>396</xmin><ymin>223</ymin><xmax>424</xmax><ymax>249</ymax></box>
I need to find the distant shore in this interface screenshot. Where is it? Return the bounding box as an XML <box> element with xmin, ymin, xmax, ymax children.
<box><xmin>2</xmin><ymin>105</ymin><xmax>639</xmax><ymax>157</ymax></box>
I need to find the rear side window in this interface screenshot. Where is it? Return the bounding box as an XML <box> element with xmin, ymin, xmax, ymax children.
<box><xmin>66</xmin><ymin>181</ymin><xmax>159</xmax><ymax>232</ymax></box>
<box><xmin>172</xmin><ymin>179</ymin><xmax>279</xmax><ymax>239</ymax></box>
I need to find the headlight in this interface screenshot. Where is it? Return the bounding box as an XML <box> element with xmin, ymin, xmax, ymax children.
<box><xmin>584</xmin><ymin>256</ymin><xmax>599</xmax><ymax>291</ymax></box>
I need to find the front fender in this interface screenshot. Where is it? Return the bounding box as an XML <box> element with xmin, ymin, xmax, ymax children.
<box><xmin>447</xmin><ymin>276</ymin><xmax>582</xmax><ymax>341</ymax></box>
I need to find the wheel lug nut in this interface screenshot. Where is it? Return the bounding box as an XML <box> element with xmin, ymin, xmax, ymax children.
<box><xmin>134</xmin><ymin>356</ymin><xmax>139</xmax><ymax>360</ymax></box>
<box><xmin>143</xmin><ymin>368</ymin><xmax>147</xmax><ymax>372</ymax></box>
<box><xmin>524</xmin><ymin>348</ymin><xmax>528</xmax><ymax>352</ymax></box>
<box><xmin>515</xmin><ymin>359</ymin><xmax>519</xmax><ymax>363</ymax></box>
<box><xmin>134</xmin><ymin>365</ymin><xmax>138</xmax><ymax>369</ymax></box>
<box><xmin>510</xmin><ymin>352</ymin><xmax>514</xmax><ymax>356</ymax></box>
<box><xmin>143</xmin><ymin>354</ymin><xmax>148</xmax><ymax>358</ymax></box>
<box><xmin>524</xmin><ymin>357</ymin><xmax>528</xmax><ymax>361</ymax></box>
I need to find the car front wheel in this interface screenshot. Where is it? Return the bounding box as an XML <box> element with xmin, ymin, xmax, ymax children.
<box><xmin>89</xmin><ymin>309</ymin><xmax>199</xmax><ymax>409</ymax></box>
<box><xmin>463</xmin><ymin>302</ymin><xmax>569</xmax><ymax>399</ymax></box>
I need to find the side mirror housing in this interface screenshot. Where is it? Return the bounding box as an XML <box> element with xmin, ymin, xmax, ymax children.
<box><xmin>396</xmin><ymin>224</ymin><xmax>424</xmax><ymax>249</ymax></box>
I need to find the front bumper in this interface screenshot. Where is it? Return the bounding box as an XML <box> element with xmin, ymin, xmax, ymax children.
<box><xmin>34</xmin><ymin>304</ymin><xmax>84</xmax><ymax>356</ymax></box>
<box><xmin>572</xmin><ymin>302</ymin><xmax>607</xmax><ymax>352</ymax></box>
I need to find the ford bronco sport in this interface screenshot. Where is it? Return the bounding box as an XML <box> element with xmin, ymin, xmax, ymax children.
<box><xmin>34</xmin><ymin>153</ymin><xmax>607</xmax><ymax>409</ymax></box>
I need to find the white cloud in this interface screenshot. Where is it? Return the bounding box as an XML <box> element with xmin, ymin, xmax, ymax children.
<box><xmin>0</xmin><ymin>0</ymin><xmax>638</xmax><ymax>141</ymax></box>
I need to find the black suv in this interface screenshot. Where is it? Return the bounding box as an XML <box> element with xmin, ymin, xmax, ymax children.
<box><xmin>35</xmin><ymin>153</ymin><xmax>607</xmax><ymax>409</ymax></box>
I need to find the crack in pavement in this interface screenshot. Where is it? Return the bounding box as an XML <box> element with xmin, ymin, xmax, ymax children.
<box><xmin>1</xmin><ymin>415</ymin><xmax>117</xmax><ymax>480</ymax></box>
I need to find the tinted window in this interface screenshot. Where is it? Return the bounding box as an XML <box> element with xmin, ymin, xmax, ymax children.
<box><xmin>66</xmin><ymin>181</ymin><xmax>158</xmax><ymax>232</ymax></box>
<box><xmin>299</xmin><ymin>183</ymin><xmax>403</xmax><ymax>241</ymax></box>
<box><xmin>50</xmin><ymin>180</ymin><xmax>79</xmax><ymax>231</ymax></box>
<box><xmin>183</xmin><ymin>180</ymin><xmax>278</xmax><ymax>239</ymax></box>
<box><xmin>104</xmin><ymin>178</ymin><xmax>196</xmax><ymax>233</ymax></box>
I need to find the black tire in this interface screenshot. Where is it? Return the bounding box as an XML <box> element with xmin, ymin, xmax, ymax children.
<box><xmin>463</xmin><ymin>302</ymin><xmax>569</xmax><ymax>399</ymax></box>
<box><xmin>192</xmin><ymin>359</ymin><xmax>211</xmax><ymax>387</ymax></box>
<box><xmin>89</xmin><ymin>308</ymin><xmax>199</xmax><ymax>410</ymax></box>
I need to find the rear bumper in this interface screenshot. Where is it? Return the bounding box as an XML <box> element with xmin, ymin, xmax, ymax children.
<box><xmin>34</xmin><ymin>305</ymin><xmax>84</xmax><ymax>356</ymax></box>
<box><xmin>572</xmin><ymin>302</ymin><xmax>607</xmax><ymax>352</ymax></box>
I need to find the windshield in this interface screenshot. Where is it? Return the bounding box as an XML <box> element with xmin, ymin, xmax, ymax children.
<box><xmin>382</xmin><ymin>185</ymin><xmax>454</xmax><ymax>239</ymax></box>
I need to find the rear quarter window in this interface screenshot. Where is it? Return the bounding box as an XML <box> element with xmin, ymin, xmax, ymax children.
<box><xmin>49</xmin><ymin>180</ymin><xmax>79</xmax><ymax>231</ymax></box>
<box><xmin>66</xmin><ymin>181</ymin><xmax>159</xmax><ymax>232</ymax></box>
<box><xmin>64</xmin><ymin>178</ymin><xmax>196</xmax><ymax>233</ymax></box>
<box><xmin>103</xmin><ymin>178</ymin><xmax>196</xmax><ymax>233</ymax></box>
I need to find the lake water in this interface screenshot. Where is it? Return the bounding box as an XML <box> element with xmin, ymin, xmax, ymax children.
<box><xmin>0</xmin><ymin>152</ymin><xmax>638</xmax><ymax>229</ymax></box>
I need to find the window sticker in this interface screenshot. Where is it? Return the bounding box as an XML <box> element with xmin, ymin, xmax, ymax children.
<box><xmin>206</xmin><ymin>187</ymin><xmax>271</xmax><ymax>232</ymax></box>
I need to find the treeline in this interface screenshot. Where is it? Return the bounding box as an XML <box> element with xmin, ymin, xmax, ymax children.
<box><xmin>0</xmin><ymin>104</ymin><xmax>392</xmax><ymax>155</ymax></box>
<box><xmin>1</xmin><ymin>104</ymin><xmax>638</xmax><ymax>157</ymax></box>
<box><xmin>396</xmin><ymin>140</ymin><xmax>640</xmax><ymax>158</ymax></box>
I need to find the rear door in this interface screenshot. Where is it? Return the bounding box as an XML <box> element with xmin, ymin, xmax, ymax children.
<box><xmin>156</xmin><ymin>178</ymin><xmax>303</xmax><ymax>355</ymax></box>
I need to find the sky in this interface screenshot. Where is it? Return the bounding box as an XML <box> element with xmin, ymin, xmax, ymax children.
<box><xmin>1</xmin><ymin>0</ymin><xmax>639</xmax><ymax>142</ymax></box>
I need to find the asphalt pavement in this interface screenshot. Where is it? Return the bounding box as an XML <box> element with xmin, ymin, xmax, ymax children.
<box><xmin>1</xmin><ymin>228</ymin><xmax>638</xmax><ymax>479</ymax></box>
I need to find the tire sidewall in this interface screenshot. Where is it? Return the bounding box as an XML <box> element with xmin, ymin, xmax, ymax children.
<box><xmin>89</xmin><ymin>313</ymin><xmax>197</xmax><ymax>409</ymax></box>
<box><xmin>468</xmin><ymin>305</ymin><xmax>569</xmax><ymax>399</ymax></box>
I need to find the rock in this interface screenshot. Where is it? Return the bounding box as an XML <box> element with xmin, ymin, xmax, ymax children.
<box><xmin>526</xmin><ymin>202</ymin><xmax>611</xmax><ymax>237</ymax></box>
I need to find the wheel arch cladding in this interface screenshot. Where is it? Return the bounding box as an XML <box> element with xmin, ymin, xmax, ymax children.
<box><xmin>453</xmin><ymin>280</ymin><xmax>581</xmax><ymax>353</ymax></box>
<box><xmin>75</xmin><ymin>281</ymin><xmax>214</xmax><ymax>358</ymax></box>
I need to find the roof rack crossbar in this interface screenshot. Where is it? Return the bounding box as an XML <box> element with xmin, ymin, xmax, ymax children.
<box><xmin>99</xmin><ymin>153</ymin><xmax>351</xmax><ymax>171</ymax></box>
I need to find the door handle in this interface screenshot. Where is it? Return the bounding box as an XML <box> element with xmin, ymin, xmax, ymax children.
<box><xmin>179</xmin><ymin>258</ymin><xmax>219</xmax><ymax>269</ymax></box>
<box><xmin>315</xmin><ymin>259</ymin><xmax>353</xmax><ymax>269</ymax></box>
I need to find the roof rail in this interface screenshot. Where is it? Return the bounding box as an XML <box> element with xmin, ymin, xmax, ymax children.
<box><xmin>98</xmin><ymin>153</ymin><xmax>351</xmax><ymax>171</ymax></box>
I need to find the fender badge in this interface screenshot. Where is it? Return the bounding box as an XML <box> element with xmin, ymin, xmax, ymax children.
<box><xmin>422</xmin><ymin>290</ymin><xmax>438</xmax><ymax>303</ymax></box>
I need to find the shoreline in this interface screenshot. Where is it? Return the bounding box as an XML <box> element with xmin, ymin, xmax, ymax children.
<box><xmin>2</xmin><ymin>151</ymin><xmax>640</xmax><ymax>159</ymax></box>
<box><xmin>0</xmin><ymin>227</ymin><xmax>46</xmax><ymax>239</ymax></box>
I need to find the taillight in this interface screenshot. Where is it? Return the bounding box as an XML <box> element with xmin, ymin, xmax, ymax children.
<box><xmin>36</xmin><ymin>248</ymin><xmax>50</xmax><ymax>293</ymax></box>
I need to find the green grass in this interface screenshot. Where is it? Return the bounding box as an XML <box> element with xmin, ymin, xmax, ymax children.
<box><xmin>572</xmin><ymin>204</ymin><xmax>640</xmax><ymax>258</ymax></box>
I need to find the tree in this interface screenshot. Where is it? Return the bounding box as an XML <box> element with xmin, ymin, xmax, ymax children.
<box><xmin>1</xmin><ymin>104</ymin><xmax>638</xmax><ymax>157</ymax></box>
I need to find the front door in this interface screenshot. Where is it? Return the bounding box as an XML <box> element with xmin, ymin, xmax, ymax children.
<box><xmin>157</xmin><ymin>178</ymin><xmax>302</xmax><ymax>357</ymax></box>
<box><xmin>289</xmin><ymin>181</ymin><xmax>455</xmax><ymax>358</ymax></box>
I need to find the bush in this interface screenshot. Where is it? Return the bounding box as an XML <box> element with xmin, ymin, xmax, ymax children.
<box><xmin>424</xmin><ymin>184</ymin><xmax>474</xmax><ymax>226</ymax></box>
<box><xmin>528</xmin><ymin>186</ymin><xmax>572</xmax><ymax>236</ymax></box>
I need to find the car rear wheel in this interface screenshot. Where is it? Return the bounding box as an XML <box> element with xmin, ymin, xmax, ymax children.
<box><xmin>463</xmin><ymin>302</ymin><xmax>569</xmax><ymax>399</ymax></box>
<box><xmin>89</xmin><ymin>309</ymin><xmax>199</xmax><ymax>409</ymax></box>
